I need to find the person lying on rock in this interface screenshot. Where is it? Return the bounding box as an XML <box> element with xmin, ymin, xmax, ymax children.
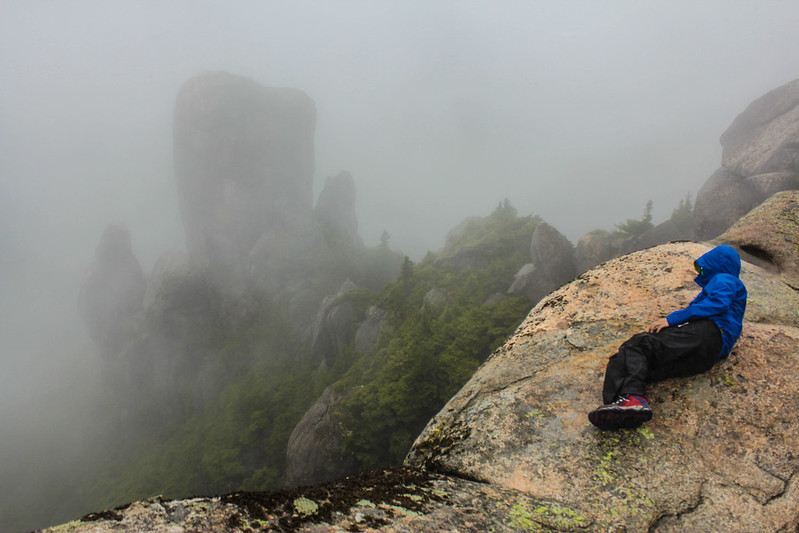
<box><xmin>588</xmin><ymin>244</ymin><xmax>747</xmax><ymax>431</ymax></box>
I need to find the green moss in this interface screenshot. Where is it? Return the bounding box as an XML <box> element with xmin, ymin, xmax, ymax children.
<box><xmin>584</xmin><ymin>428</ymin><xmax>662</xmax><ymax>528</ymax></box>
<box><xmin>509</xmin><ymin>503</ymin><xmax>541</xmax><ymax>531</ymax></box>
<box><xmin>524</xmin><ymin>408</ymin><xmax>547</xmax><ymax>421</ymax></box>
<box><xmin>386</xmin><ymin>505</ymin><xmax>424</xmax><ymax>519</ymax></box>
<box><xmin>430</xmin><ymin>488</ymin><xmax>449</xmax><ymax>499</ymax></box>
<box><xmin>293</xmin><ymin>497</ymin><xmax>318</xmax><ymax>516</ymax></box>
<box><xmin>636</xmin><ymin>427</ymin><xmax>655</xmax><ymax>440</ymax></box>
<box><xmin>509</xmin><ymin>501</ymin><xmax>591</xmax><ymax>531</ymax></box>
<box><xmin>592</xmin><ymin>448</ymin><xmax>618</xmax><ymax>485</ymax></box>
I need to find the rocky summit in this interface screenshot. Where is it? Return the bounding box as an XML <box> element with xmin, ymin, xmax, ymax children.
<box><xmin>43</xmin><ymin>191</ymin><xmax>799</xmax><ymax>532</ymax></box>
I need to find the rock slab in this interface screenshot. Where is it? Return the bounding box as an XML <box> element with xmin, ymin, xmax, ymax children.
<box><xmin>408</xmin><ymin>241</ymin><xmax>799</xmax><ymax>532</ymax></box>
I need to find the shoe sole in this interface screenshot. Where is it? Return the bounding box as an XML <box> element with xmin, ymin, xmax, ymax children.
<box><xmin>588</xmin><ymin>407</ymin><xmax>653</xmax><ymax>431</ymax></box>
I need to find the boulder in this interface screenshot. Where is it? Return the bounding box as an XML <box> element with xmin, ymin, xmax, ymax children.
<box><xmin>408</xmin><ymin>241</ymin><xmax>799</xmax><ymax>532</ymax></box>
<box><xmin>717</xmin><ymin>190</ymin><xmax>799</xmax><ymax>289</ymax></box>
<box><xmin>693</xmin><ymin>167</ymin><xmax>759</xmax><ymax>240</ymax></box>
<box><xmin>514</xmin><ymin>222</ymin><xmax>575</xmax><ymax>303</ymax></box>
<box><xmin>421</xmin><ymin>288</ymin><xmax>449</xmax><ymax>315</ymax></box>
<box><xmin>575</xmin><ymin>230</ymin><xmax>626</xmax><ymax>274</ymax></box>
<box><xmin>745</xmin><ymin>171</ymin><xmax>799</xmax><ymax>203</ymax></box>
<box><xmin>310</xmin><ymin>280</ymin><xmax>363</xmax><ymax>369</ymax></box>
<box><xmin>173</xmin><ymin>71</ymin><xmax>316</xmax><ymax>292</ymax></box>
<box><xmin>353</xmin><ymin>306</ymin><xmax>390</xmax><ymax>355</ymax></box>
<box><xmin>632</xmin><ymin>218</ymin><xmax>693</xmax><ymax>249</ymax></box>
<box><xmin>284</xmin><ymin>386</ymin><xmax>358</xmax><ymax>487</ymax></box>
<box><xmin>507</xmin><ymin>263</ymin><xmax>537</xmax><ymax>300</ymax></box>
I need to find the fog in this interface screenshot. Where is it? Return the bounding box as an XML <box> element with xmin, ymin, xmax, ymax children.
<box><xmin>1</xmin><ymin>1</ymin><xmax>797</xmax><ymax>527</ymax></box>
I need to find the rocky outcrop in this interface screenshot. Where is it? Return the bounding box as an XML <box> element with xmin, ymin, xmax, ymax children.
<box><xmin>695</xmin><ymin>78</ymin><xmax>799</xmax><ymax>239</ymax></box>
<box><xmin>572</xmin><ymin>80</ymin><xmax>799</xmax><ymax>266</ymax></box>
<box><xmin>78</xmin><ymin>225</ymin><xmax>145</xmax><ymax>359</ymax></box>
<box><xmin>509</xmin><ymin>222</ymin><xmax>575</xmax><ymax>303</ymax></box>
<box><xmin>408</xmin><ymin>239</ymin><xmax>799</xmax><ymax>532</ymax></box>
<box><xmin>169</xmin><ymin>72</ymin><xmax>385</xmax><ymax>343</ymax></box>
<box><xmin>173</xmin><ymin>71</ymin><xmax>316</xmax><ymax>293</ymax></box>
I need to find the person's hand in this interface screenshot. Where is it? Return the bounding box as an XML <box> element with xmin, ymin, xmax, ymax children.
<box><xmin>647</xmin><ymin>318</ymin><xmax>670</xmax><ymax>333</ymax></box>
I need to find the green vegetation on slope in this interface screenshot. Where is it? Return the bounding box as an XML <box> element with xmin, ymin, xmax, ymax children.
<box><xmin>334</xmin><ymin>201</ymin><xmax>537</xmax><ymax>467</ymax></box>
<box><xmin>6</xmin><ymin>203</ymin><xmax>538</xmax><ymax>531</ymax></box>
<box><xmin>113</xmin><ymin>202</ymin><xmax>535</xmax><ymax>500</ymax></box>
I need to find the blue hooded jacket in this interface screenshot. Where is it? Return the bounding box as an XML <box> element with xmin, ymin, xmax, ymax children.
<box><xmin>666</xmin><ymin>245</ymin><xmax>747</xmax><ymax>358</ymax></box>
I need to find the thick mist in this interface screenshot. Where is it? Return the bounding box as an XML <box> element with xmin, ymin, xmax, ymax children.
<box><xmin>1</xmin><ymin>1</ymin><xmax>798</xmax><ymax>530</ymax></box>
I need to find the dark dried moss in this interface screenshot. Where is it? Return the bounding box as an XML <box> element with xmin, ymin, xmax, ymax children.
<box><xmin>220</xmin><ymin>466</ymin><xmax>447</xmax><ymax>532</ymax></box>
<box><xmin>79</xmin><ymin>507</ymin><xmax>126</xmax><ymax>522</ymax></box>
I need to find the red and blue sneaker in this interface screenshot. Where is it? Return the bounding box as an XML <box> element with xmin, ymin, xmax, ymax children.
<box><xmin>588</xmin><ymin>394</ymin><xmax>653</xmax><ymax>430</ymax></box>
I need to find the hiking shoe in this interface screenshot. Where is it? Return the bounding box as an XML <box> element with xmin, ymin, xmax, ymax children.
<box><xmin>588</xmin><ymin>394</ymin><xmax>653</xmax><ymax>431</ymax></box>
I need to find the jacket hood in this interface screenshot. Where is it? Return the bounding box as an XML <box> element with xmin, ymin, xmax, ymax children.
<box><xmin>695</xmin><ymin>245</ymin><xmax>741</xmax><ymax>286</ymax></box>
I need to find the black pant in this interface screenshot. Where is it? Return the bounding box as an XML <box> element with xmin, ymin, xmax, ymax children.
<box><xmin>602</xmin><ymin>319</ymin><xmax>722</xmax><ymax>405</ymax></box>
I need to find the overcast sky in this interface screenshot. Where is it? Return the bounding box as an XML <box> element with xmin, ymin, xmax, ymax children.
<box><xmin>1</xmin><ymin>1</ymin><xmax>798</xmax><ymax>404</ymax></box>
